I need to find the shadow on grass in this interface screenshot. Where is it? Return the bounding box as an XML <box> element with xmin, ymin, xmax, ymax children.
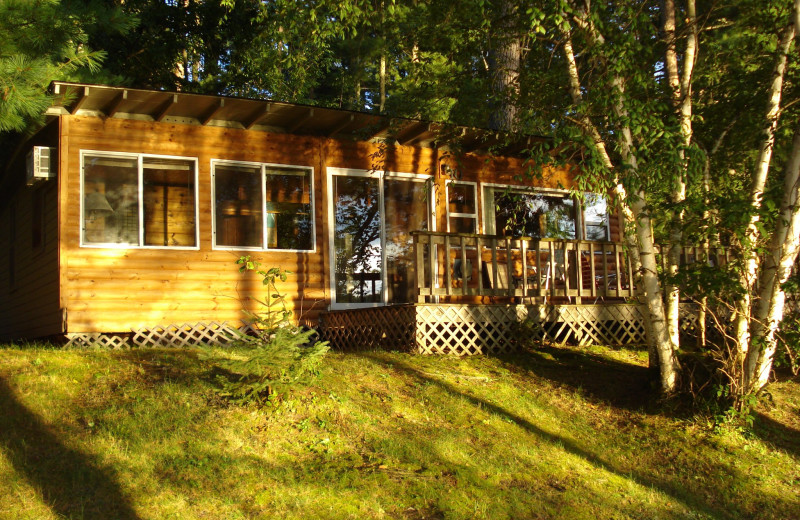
<box><xmin>359</xmin><ymin>351</ymin><xmax>749</xmax><ymax>520</ymax></box>
<box><xmin>0</xmin><ymin>375</ymin><xmax>141</xmax><ymax>520</ymax></box>
<box><xmin>752</xmin><ymin>411</ymin><xmax>800</xmax><ymax>460</ymax></box>
<box><xmin>493</xmin><ymin>345</ymin><xmax>655</xmax><ymax>412</ymax></box>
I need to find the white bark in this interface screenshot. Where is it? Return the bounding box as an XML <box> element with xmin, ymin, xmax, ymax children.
<box><xmin>746</xmin><ymin>130</ymin><xmax>800</xmax><ymax>390</ymax></box>
<box><xmin>736</xmin><ymin>0</ymin><xmax>798</xmax><ymax>362</ymax></box>
<box><xmin>663</xmin><ymin>0</ymin><xmax>697</xmax><ymax>350</ymax></box>
<box><xmin>379</xmin><ymin>53</ymin><xmax>386</xmax><ymax>113</ymax></box>
<box><xmin>562</xmin><ymin>14</ymin><xmax>679</xmax><ymax>392</ymax></box>
<box><xmin>614</xmin><ymin>89</ymin><xmax>679</xmax><ymax>392</ymax></box>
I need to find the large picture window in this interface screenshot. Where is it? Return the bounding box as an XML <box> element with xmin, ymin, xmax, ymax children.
<box><xmin>82</xmin><ymin>152</ymin><xmax>198</xmax><ymax>248</ymax></box>
<box><xmin>212</xmin><ymin>161</ymin><xmax>314</xmax><ymax>251</ymax></box>
<box><xmin>483</xmin><ymin>185</ymin><xmax>609</xmax><ymax>241</ymax></box>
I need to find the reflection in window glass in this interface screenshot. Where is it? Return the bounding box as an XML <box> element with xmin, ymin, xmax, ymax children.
<box><xmin>212</xmin><ymin>163</ymin><xmax>314</xmax><ymax>251</ymax></box>
<box><xmin>82</xmin><ymin>153</ymin><xmax>197</xmax><ymax>247</ymax></box>
<box><xmin>487</xmin><ymin>189</ymin><xmax>577</xmax><ymax>240</ymax></box>
<box><xmin>384</xmin><ymin>178</ymin><xmax>429</xmax><ymax>303</ymax></box>
<box><xmin>265</xmin><ymin>167</ymin><xmax>312</xmax><ymax>251</ymax></box>
<box><xmin>583</xmin><ymin>193</ymin><xmax>609</xmax><ymax>241</ymax></box>
<box><xmin>143</xmin><ymin>158</ymin><xmax>197</xmax><ymax>247</ymax></box>
<box><xmin>333</xmin><ymin>176</ymin><xmax>382</xmax><ymax>303</ymax></box>
<box><xmin>214</xmin><ymin>164</ymin><xmax>263</xmax><ymax>248</ymax></box>
<box><xmin>82</xmin><ymin>155</ymin><xmax>140</xmax><ymax>245</ymax></box>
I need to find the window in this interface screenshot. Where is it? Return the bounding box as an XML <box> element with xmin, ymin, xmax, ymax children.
<box><xmin>483</xmin><ymin>185</ymin><xmax>609</xmax><ymax>241</ymax></box>
<box><xmin>328</xmin><ymin>168</ymin><xmax>432</xmax><ymax>307</ymax></box>
<box><xmin>446</xmin><ymin>181</ymin><xmax>477</xmax><ymax>233</ymax></box>
<box><xmin>212</xmin><ymin>161</ymin><xmax>314</xmax><ymax>251</ymax></box>
<box><xmin>81</xmin><ymin>152</ymin><xmax>198</xmax><ymax>248</ymax></box>
<box><xmin>583</xmin><ymin>192</ymin><xmax>610</xmax><ymax>241</ymax></box>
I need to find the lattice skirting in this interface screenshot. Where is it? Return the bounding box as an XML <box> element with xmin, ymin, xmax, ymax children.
<box><xmin>319</xmin><ymin>306</ymin><xmax>417</xmax><ymax>352</ymax></box>
<box><xmin>319</xmin><ymin>303</ymin><xmax>706</xmax><ymax>355</ymax></box>
<box><xmin>63</xmin><ymin>321</ymin><xmax>250</xmax><ymax>349</ymax></box>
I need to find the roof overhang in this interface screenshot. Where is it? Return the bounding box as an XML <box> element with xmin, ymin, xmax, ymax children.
<box><xmin>47</xmin><ymin>82</ymin><xmax>542</xmax><ymax>156</ymax></box>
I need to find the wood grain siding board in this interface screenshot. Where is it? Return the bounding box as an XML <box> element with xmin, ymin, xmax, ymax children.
<box><xmin>66</xmin><ymin>309</ymin><xmax>325</xmax><ymax>332</ymax></box>
<box><xmin>63</xmin><ymin>268</ymin><xmax>325</xmax><ymax>284</ymax></box>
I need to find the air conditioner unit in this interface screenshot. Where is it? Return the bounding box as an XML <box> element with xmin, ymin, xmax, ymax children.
<box><xmin>26</xmin><ymin>146</ymin><xmax>56</xmax><ymax>186</ymax></box>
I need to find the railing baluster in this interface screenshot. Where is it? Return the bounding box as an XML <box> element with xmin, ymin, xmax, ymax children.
<box><xmin>507</xmin><ymin>237</ymin><xmax>514</xmax><ymax>298</ymax></box>
<box><xmin>413</xmin><ymin>233</ymin><xmax>425</xmax><ymax>303</ymax></box>
<box><xmin>444</xmin><ymin>234</ymin><xmax>452</xmax><ymax>297</ymax></box>
<box><xmin>626</xmin><ymin>244</ymin><xmax>635</xmax><ymax>298</ymax></box>
<box><xmin>492</xmin><ymin>237</ymin><xmax>497</xmax><ymax>294</ymax></box>
<box><xmin>549</xmin><ymin>241</ymin><xmax>556</xmax><ymax>301</ymax></box>
<box><xmin>575</xmin><ymin>241</ymin><xmax>583</xmax><ymax>304</ymax></box>
<box><xmin>476</xmin><ymin>235</ymin><xmax>484</xmax><ymax>295</ymax></box>
<box><xmin>589</xmin><ymin>242</ymin><xmax>597</xmax><ymax>300</ymax></box>
<box><xmin>614</xmin><ymin>244</ymin><xmax>627</xmax><ymax>297</ymax></box>
<box><xmin>520</xmin><ymin>238</ymin><xmax>528</xmax><ymax>299</ymax></box>
<box><xmin>460</xmin><ymin>235</ymin><xmax>468</xmax><ymax>296</ymax></box>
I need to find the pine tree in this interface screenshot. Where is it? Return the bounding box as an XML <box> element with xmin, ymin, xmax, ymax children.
<box><xmin>0</xmin><ymin>0</ymin><xmax>133</xmax><ymax>133</ymax></box>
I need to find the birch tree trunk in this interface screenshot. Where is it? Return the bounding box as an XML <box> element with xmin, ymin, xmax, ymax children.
<box><xmin>746</xmin><ymin>129</ymin><xmax>800</xmax><ymax>390</ymax></box>
<box><xmin>561</xmin><ymin>16</ymin><xmax>680</xmax><ymax>392</ymax></box>
<box><xmin>735</xmin><ymin>1</ymin><xmax>798</xmax><ymax>372</ymax></box>
<box><xmin>662</xmin><ymin>0</ymin><xmax>697</xmax><ymax>350</ymax></box>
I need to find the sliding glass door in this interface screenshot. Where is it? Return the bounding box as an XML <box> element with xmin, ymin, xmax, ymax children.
<box><xmin>329</xmin><ymin>169</ymin><xmax>431</xmax><ymax>308</ymax></box>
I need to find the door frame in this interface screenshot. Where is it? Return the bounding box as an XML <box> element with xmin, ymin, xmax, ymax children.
<box><xmin>326</xmin><ymin>167</ymin><xmax>434</xmax><ymax>309</ymax></box>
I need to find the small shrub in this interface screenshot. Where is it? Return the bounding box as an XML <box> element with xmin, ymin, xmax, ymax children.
<box><xmin>205</xmin><ymin>257</ymin><xmax>329</xmax><ymax>406</ymax></box>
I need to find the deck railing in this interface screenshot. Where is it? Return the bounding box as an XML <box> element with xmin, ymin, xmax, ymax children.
<box><xmin>410</xmin><ymin>231</ymin><xmax>733</xmax><ymax>304</ymax></box>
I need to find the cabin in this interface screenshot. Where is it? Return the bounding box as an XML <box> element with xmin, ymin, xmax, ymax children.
<box><xmin>0</xmin><ymin>82</ymin><xmax>685</xmax><ymax>352</ymax></box>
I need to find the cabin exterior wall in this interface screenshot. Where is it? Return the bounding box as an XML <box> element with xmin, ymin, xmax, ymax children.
<box><xmin>0</xmin><ymin>124</ymin><xmax>62</xmax><ymax>340</ymax></box>
<box><xmin>53</xmin><ymin>115</ymin><xmax>578</xmax><ymax>335</ymax></box>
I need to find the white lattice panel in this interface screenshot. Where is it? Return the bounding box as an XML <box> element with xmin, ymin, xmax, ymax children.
<box><xmin>521</xmin><ymin>304</ymin><xmax>647</xmax><ymax>346</ymax></box>
<box><xmin>131</xmin><ymin>321</ymin><xmax>239</xmax><ymax>347</ymax></box>
<box><xmin>320</xmin><ymin>303</ymin><xmax>709</xmax><ymax>356</ymax></box>
<box><xmin>63</xmin><ymin>321</ymin><xmax>253</xmax><ymax>349</ymax></box>
<box><xmin>64</xmin><ymin>333</ymin><xmax>129</xmax><ymax>349</ymax></box>
<box><xmin>414</xmin><ymin>304</ymin><xmax>519</xmax><ymax>355</ymax></box>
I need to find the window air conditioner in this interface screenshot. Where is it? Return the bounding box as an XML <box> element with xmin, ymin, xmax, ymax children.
<box><xmin>26</xmin><ymin>146</ymin><xmax>56</xmax><ymax>186</ymax></box>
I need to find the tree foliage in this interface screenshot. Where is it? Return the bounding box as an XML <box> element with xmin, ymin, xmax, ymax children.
<box><xmin>4</xmin><ymin>0</ymin><xmax>800</xmax><ymax>405</ymax></box>
<box><xmin>0</xmin><ymin>0</ymin><xmax>134</xmax><ymax>133</ymax></box>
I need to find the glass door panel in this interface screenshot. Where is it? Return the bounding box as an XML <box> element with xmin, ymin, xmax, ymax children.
<box><xmin>384</xmin><ymin>178</ymin><xmax>429</xmax><ymax>304</ymax></box>
<box><xmin>333</xmin><ymin>176</ymin><xmax>382</xmax><ymax>303</ymax></box>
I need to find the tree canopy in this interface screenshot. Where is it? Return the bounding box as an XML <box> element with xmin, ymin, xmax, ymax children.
<box><xmin>2</xmin><ymin>0</ymin><xmax>800</xmax><ymax>405</ymax></box>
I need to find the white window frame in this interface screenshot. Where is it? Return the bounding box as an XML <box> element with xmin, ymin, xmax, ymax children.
<box><xmin>445</xmin><ymin>180</ymin><xmax>478</xmax><ymax>234</ymax></box>
<box><xmin>481</xmin><ymin>182</ymin><xmax>610</xmax><ymax>241</ymax></box>
<box><xmin>210</xmin><ymin>159</ymin><xmax>316</xmax><ymax>253</ymax></box>
<box><xmin>80</xmin><ymin>150</ymin><xmax>200</xmax><ymax>250</ymax></box>
<box><xmin>327</xmin><ymin>167</ymin><xmax>435</xmax><ymax>309</ymax></box>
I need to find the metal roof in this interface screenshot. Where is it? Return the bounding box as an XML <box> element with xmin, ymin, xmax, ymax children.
<box><xmin>47</xmin><ymin>82</ymin><xmax>539</xmax><ymax>155</ymax></box>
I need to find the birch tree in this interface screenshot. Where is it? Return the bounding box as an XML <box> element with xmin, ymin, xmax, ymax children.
<box><xmin>735</xmin><ymin>0</ymin><xmax>800</xmax><ymax>392</ymax></box>
<box><xmin>662</xmin><ymin>0</ymin><xmax>698</xmax><ymax>350</ymax></box>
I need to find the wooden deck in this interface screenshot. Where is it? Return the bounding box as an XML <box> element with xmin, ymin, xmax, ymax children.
<box><xmin>318</xmin><ymin>232</ymin><xmax>730</xmax><ymax>354</ymax></box>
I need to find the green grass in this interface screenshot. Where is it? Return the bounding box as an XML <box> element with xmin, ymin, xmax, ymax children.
<box><xmin>0</xmin><ymin>343</ymin><xmax>798</xmax><ymax>519</ymax></box>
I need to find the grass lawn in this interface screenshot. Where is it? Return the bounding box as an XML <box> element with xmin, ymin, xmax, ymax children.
<box><xmin>0</xmin><ymin>343</ymin><xmax>798</xmax><ymax>519</ymax></box>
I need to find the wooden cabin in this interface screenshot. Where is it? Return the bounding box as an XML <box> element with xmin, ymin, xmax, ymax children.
<box><xmin>0</xmin><ymin>81</ymin><xmax>650</xmax><ymax>351</ymax></box>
